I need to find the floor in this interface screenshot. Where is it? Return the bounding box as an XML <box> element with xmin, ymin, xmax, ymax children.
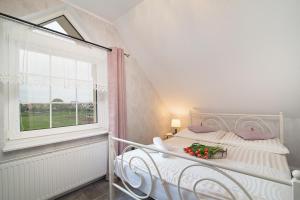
<box><xmin>55</xmin><ymin>179</ymin><xmax>135</xmax><ymax>200</ymax></box>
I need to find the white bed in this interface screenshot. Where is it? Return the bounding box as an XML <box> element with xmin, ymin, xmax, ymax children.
<box><xmin>109</xmin><ymin>111</ymin><xmax>299</xmax><ymax>200</ymax></box>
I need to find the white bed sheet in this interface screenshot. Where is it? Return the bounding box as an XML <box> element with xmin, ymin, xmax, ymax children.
<box><xmin>220</xmin><ymin>132</ymin><xmax>289</xmax><ymax>155</ymax></box>
<box><xmin>115</xmin><ymin>136</ymin><xmax>291</xmax><ymax>200</ymax></box>
<box><xmin>175</xmin><ymin>129</ymin><xmax>289</xmax><ymax>155</ymax></box>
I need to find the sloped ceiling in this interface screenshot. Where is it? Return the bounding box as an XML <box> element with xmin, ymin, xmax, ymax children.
<box><xmin>114</xmin><ymin>0</ymin><xmax>300</xmax><ymax>117</ymax></box>
<box><xmin>66</xmin><ymin>0</ymin><xmax>300</xmax><ymax>117</ymax></box>
<box><xmin>64</xmin><ymin>0</ymin><xmax>143</xmax><ymax>21</ymax></box>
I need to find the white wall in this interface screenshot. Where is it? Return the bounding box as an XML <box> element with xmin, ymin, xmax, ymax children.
<box><xmin>114</xmin><ymin>0</ymin><xmax>300</xmax><ymax>168</ymax></box>
<box><xmin>0</xmin><ymin>0</ymin><xmax>170</xmax><ymax>163</ymax></box>
<box><xmin>126</xmin><ymin>58</ymin><xmax>170</xmax><ymax>144</ymax></box>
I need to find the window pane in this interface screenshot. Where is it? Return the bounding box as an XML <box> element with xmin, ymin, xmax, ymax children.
<box><xmin>20</xmin><ymin>104</ymin><xmax>50</xmax><ymax>131</ymax></box>
<box><xmin>77</xmin><ymin>83</ymin><xmax>97</xmax><ymax>125</ymax></box>
<box><xmin>20</xmin><ymin>84</ymin><xmax>50</xmax><ymax>104</ymax></box>
<box><xmin>27</xmin><ymin>51</ymin><xmax>50</xmax><ymax>76</ymax></box>
<box><xmin>78</xmin><ymin>103</ymin><xmax>97</xmax><ymax>125</ymax></box>
<box><xmin>52</xmin><ymin>56</ymin><xmax>76</xmax><ymax>79</ymax></box>
<box><xmin>77</xmin><ymin>61</ymin><xmax>93</xmax><ymax>81</ymax></box>
<box><xmin>44</xmin><ymin>21</ymin><xmax>67</xmax><ymax>34</ymax></box>
<box><xmin>51</xmin><ymin>78</ymin><xmax>76</xmax><ymax>103</ymax></box>
<box><xmin>40</xmin><ymin>15</ymin><xmax>84</xmax><ymax>40</ymax></box>
<box><xmin>77</xmin><ymin>85</ymin><xmax>94</xmax><ymax>103</ymax></box>
<box><xmin>52</xmin><ymin>103</ymin><xmax>76</xmax><ymax>128</ymax></box>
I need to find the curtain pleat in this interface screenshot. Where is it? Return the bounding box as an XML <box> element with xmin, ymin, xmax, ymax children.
<box><xmin>108</xmin><ymin>47</ymin><xmax>127</xmax><ymax>155</ymax></box>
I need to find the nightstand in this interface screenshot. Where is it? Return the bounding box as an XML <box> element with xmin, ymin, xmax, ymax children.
<box><xmin>164</xmin><ymin>132</ymin><xmax>173</xmax><ymax>139</ymax></box>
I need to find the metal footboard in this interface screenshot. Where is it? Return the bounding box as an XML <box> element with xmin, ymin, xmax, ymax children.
<box><xmin>108</xmin><ymin>136</ymin><xmax>297</xmax><ymax>200</ymax></box>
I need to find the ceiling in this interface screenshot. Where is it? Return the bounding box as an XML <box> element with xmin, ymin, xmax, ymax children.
<box><xmin>114</xmin><ymin>0</ymin><xmax>300</xmax><ymax>117</ymax></box>
<box><xmin>64</xmin><ymin>0</ymin><xmax>300</xmax><ymax>117</ymax></box>
<box><xmin>64</xmin><ymin>0</ymin><xmax>143</xmax><ymax>22</ymax></box>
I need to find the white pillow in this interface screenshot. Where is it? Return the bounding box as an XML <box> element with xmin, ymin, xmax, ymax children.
<box><xmin>175</xmin><ymin>128</ymin><xmax>226</xmax><ymax>143</ymax></box>
<box><xmin>153</xmin><ymin>137</ymin><xmax>169</xmax><ymax>158</ymax></box>
<box><xmin>221</xmin><ymin>132</ymin><xmax>289</xmax><ymax>154</ymax></box>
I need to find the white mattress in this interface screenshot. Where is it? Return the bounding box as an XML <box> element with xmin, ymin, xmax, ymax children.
<box><xmin>115</xmin><ymin>136</ymin><xmax>291</xmax><ymax>200</ymax></box>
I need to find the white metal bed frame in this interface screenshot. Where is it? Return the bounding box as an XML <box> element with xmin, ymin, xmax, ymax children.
<box><xmin>108</xmin><ymin>111</ymin><xmax>300</xmax><ymax>200</ymax></box>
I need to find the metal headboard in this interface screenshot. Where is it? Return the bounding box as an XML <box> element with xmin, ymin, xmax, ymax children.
<box><xmin>190</xmin><ymin>108</ymin><xmax>284</xmax><ymax>143</ymax></box>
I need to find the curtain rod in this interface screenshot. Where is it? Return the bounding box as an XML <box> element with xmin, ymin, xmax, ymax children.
<box><xmin>0</xmin><ymin>12</ymin><xmax>130</xmax><ymax>57</ymax></box>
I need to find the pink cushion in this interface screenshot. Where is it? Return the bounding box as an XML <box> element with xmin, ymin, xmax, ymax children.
<box><xmin>235</xmin><ymin>127</ymin><xmax>275</xmax><ymax>140</ymax></box>
<box><xmin>188</xmin><ymin>124</ymin><xmax>216</xmax><ymax>133</ymax></box>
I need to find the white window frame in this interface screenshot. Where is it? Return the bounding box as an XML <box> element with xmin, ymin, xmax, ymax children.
<box><xmin>3</xmin><ymin>5</ymin><xmax>108</xmax><ymax>151</ymax></box>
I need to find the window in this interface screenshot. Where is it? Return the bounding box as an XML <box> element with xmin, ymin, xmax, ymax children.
<box><xmin>40</xmin><ymin>15</ymin><xmax>84</xmax><ymax>40</ymax></box>
<box><xmin>0</xmin><ymin>15</ymin><xmax>108</xmax><ymax>141</ymax></box>
<box><xmin>19</xmin><ymin>52</ymin><xmax>98</xmax><ymax>132</ymax></box>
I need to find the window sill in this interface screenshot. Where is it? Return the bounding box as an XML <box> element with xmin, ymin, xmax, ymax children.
<box><xmin>3</xmin><ymin>128</ymin><xmax>108</xmax><ymax>152</ymax></box>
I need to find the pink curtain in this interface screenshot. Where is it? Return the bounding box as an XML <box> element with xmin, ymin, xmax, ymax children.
<box><xmin>108</xmin><ymin>47</ymin><xmax>127</xmax><ymax>155</ymax></box>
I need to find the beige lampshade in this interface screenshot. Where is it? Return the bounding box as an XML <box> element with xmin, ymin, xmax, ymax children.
<box><xmin>171</xmin><ymin>119</ymin><xmax>181</xmax><ymax>128</ymax></box>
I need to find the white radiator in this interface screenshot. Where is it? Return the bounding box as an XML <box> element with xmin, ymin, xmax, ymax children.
<box><xmin>0</xmin><ymin>140</ymin><xmax>107</xmax><ymax>200</ymax></box>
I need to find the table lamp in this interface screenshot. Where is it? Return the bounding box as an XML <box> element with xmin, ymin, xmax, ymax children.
<box><xmin>171</xmin><ymin>119</ymin><xmax>181</xmax><ymax>134</ymax></box>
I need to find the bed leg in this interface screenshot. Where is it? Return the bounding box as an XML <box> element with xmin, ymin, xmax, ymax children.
<box><xmin>292</xmin><ymin>170</ymin><xmax>300</xmax><ymax>200</ymax></box>
<box><xmin>108</xmin><ymin>135</ymin><xmax>114</xmax><ymax>200</ymax></box>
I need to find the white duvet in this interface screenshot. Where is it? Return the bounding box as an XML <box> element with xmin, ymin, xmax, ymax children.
<box><xmin>115</xmin><ymin>133</ymin><xmax>291</xmax><ymax>200</ymax></box>
<box><xmin>175</xmin><ymin>129</ymin><xmax>289</xmax><ymax>155</ymax></box>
